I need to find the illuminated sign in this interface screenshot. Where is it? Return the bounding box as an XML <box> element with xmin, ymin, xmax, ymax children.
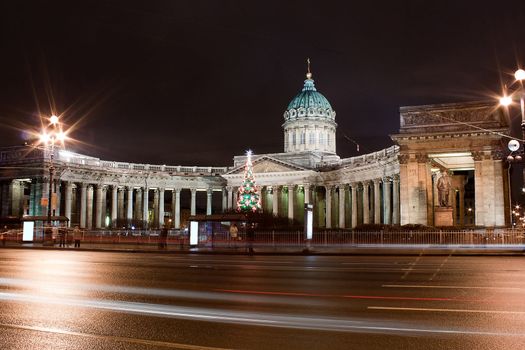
<box><xmin>23</xmin><ymin>221</ymin><xmax>34</xmax><ymax>242</ymax></box>
<box><xmin>189</xmin><ymin>221</ymin><xmax>199</xmax><ymax>246</ymax></box>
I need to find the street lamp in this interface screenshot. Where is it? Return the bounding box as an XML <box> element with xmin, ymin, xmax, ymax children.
<box><xmin>500</xmin><ymin>68</ymin><xmax>525</xmax><ymax>160</ymax></box>
<box><xmin>39</xmin><ymin>114</ymin><xmax>67</xmax><ymax>243</ymax></box>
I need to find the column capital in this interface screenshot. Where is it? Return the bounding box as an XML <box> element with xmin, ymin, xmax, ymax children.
<box><xmin>207</xmin><ymin>188</ymin><xmax>213</xmax><ymax>195</ymax></box>
<box><xmin>373</xmin><ymin>178</ymin><xmax>382</xmax><ymax>185</ymax></box>
<box><xmin>392</xmin><ymin>174</ymin><xmax>400</xmax><ymax>183</ymax></box>
<box><xmin>382</xmin><ymin>176</ymin><xmax>392</xmax><ymax>183</ymax></box>
<box><xmin>336</xmin><ymin>184</ymin><xmax>347</xmax><ymax>191</ymax></box>
<box><xmin>362</xmin><ymin>180</ymin><xmax>371</xmax><ymax>186</ymax></box>
<box><xmin>190</xmin><ymin>188</ymin><xmax>197</xmax><ymax>193</ymax></box>
<box><xmin>226</xmin><ymin>186</ymin><xmax>233</xmax><ymax>192</ymax></box>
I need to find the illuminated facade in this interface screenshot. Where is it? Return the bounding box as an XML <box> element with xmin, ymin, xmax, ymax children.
<box><xmin>0</xmin><ymin>72</ymin><xmax>512</xmax><ymax>229</ymax></box>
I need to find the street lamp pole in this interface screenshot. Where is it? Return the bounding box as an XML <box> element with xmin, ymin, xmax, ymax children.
<box><xmin>46</xmin><ymin>142</ymin><xmax>55</xmax><ymax>226</ymax></box>
<box><xmin>40</xmin><ymin>114</ymin><xmax>66</xmax><ymax>243</ymax></box>
<box><xmin>500</xmin><ymin>69</ymin><xmax>525</xmax><ymax>160</ymax></box>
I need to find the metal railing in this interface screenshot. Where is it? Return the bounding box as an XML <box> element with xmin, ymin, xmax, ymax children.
<box><xmin>3</xmin><ymin>228</ymin><xmax>524</xmax><ymax>247</ymax></box>
<box><xmin>75</xmin><ymin>229</ymin><xmax>525</xmax><ymax>246</ymax></box>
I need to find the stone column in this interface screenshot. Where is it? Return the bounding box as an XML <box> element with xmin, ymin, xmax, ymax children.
<box><xmin>118</xmin><ymin>188</ymin><xmax>125</xmax><ymax>221</ymax></box>
<box><xmin>373</xmin><ymin>179</ymin><xmax>381</xmax><ymax>224</ymax></box>
<box><xmin>190</xmin><ymin>188</ymin><xmax>197</xmax><ymax>216</ymax></box>
<box><xmin>158</xmin><ymin>188</ymin><xmax>165</xmax><ymax>227</ymax></box>
<box><xmin>304</xmin><ymin>184</ymin><xmax>311</xmax><ymax>204</ymax></box>
<box><xmin>153</xmin><ymin>189</ymin><xmax>159</xmax><ymax>227</ymax></box>
<box><xmin>272</xmin><ymin>186</ymin><xmax>280</xmax><ymax>217</ymax></box>
<box><xmin>101</xmin><ymin>187</ymin><xmax>107</xmax><ymax>227</ymax></box>
<box><xmin>363</xmin><ymin>181</ymin><xmax>370</xmax><ymax>224</ymax></box>
<box><xmin>127</xmin><ymin>186</ymin><xmax>134</xmax><ymax>225</ymax></box>
<box><xmin>222</xmin><ymin>188</ymin><xmax>227</xmax><ymax>212</ymax></box>
<box><xmin>287</xmin><ymin>185</ymin><xmax>294</xmax><ymax>221</ymax></box>
<box><xmin>325</xmin><ymin>185</ymin><xmax>332</xmax><ymax>229</ymax></box>
<box><xmin>111</xmin><ymin>185</ymin><xmax>118</xmax><ymax>228</ymax></box>
<box><xmin>86</xmin><ymin>185</ymin><xmax>94</xmax><ymax>230</ymax></box>
<box><xmin>351</xmin><ymin>184</ymin><xmax>358</xmax><ymax>228</ymax></box>
<box><xmin>95</xmin><ymin>185</ymin><xmax>103</xmax><ymax>229</ymax></box>
<box><xmin>338</xmin><ymin>185</ymin><xmax>346</xmax><ymax>229</ymax></box>
<box><xmin>473</xmin><ymin>152</ymin><xmax>506</xmax><ymax>227</ymax></box>
<box><xmin>392</xmin><ymin>175</ymin><xmax>400</xmax><ymax>225</ymax></box>
<box><xmin>383</xmin><ymin>177</ymin><xmax>392</xmax><ymax>225</ymax></box>
<box><xmin>80</xmin><ymin>183</ymin><xmax>87</xmax><ymax>228</ymax></box>
<box><xmin>206</xmin><ymin>188</ymin><xmax>213</xmax><ymax>215</ymax></box>
<box><xmin>143</xmin><ymin>188</ymin><xmax>149</xmax><ymax>228</ymax></box>
<box><xmin>134</xmin><ymin>188</ymin><xmax>142</xmax><ymax>223</ymax></box>
<box><xmin>233</xmin><ymin>188</ymin><xmax>238</xmax><ymax>210</ymax></box>
<box><xmin>227</xmin><ymin>186</ymin><xmax>233</xmax><ymax>210</ymax></box>
<box><xmin>173</xmin><ymin>188</ymin><xmax>181</xmax><ymax>229</ymax></box>
<box><xmin>64</xmin><ymin>182</ymin><xmax>73</xmax><ymax>227</ymax></box>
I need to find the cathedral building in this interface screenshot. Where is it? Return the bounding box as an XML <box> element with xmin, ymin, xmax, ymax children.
<box><xmin>0</xmin><ymin>68</ymin><xmax>511</xmax><ymax>229</ymax></box>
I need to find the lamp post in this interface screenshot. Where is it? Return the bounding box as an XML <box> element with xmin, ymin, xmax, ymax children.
<box><xmin>500</xmin><ymin>68</ymin><xmax>525</xmax><ymax>160</ymax></box>
<box><xmin>39</xmin><ymin>115</ymin><xmax>66</xmax><ymax>243</ymax></box>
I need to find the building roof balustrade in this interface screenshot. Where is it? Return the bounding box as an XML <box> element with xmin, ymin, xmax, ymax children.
<box><xmin>0</xmin><ymin>146</ymin><xmax>230</xmax><ymax>176</ymax></box>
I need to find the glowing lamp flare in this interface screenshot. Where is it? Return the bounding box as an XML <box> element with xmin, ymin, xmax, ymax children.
<box><xmin>50</xmin><ymin>115</ymin><xmax>59</xmax><ymax>125</ymax></box>
<box><xmin>500</xmin><ymin>95</ymin><xmax>512</xmax><ymax>106</ymax></box>
<box><xmin>515</xmin><ymin>69</ymin><xmax>525</xmax><ymax>81</ymax></box>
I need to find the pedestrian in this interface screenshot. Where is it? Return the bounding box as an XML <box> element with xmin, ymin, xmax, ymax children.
<box><xmin>159</xmin><ymin>226</ymin><xmax>168</xmax><ymax>250</ymax></box>
<box><xmin>246</xmin><ymin>222</ymin><xmax>255</xmax><ymax>254</ymax></box>
<box><xmin>58</xmin><ymin>228</ymin><xmax>66</xmax><ymax>247</ymax></box>
<box><xmin>73</xmin><ymin>226</ymin><xmax>82</xmax><ymax>248</ymax></box>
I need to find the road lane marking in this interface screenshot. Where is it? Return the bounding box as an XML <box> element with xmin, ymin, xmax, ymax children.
<box><xmin>429</xmin><ymin>254</ymin><xmax>450</xmax><ymax>281</ymax></box>
<box><xmin>401</xmin><ymin>252</ymin><xmax>423</xmax><ymax>280</ymax></box>
<box><xmin>0</xmin><ymin>322</ymin><xmax>232</xmax><ymax>350</ymax></box>
<box><xmin>383</xmin><ymin>284</ymin><xmax>525</xmax><ymax>291</ymax></box>
<box><xmin>368</xmin><ymin>306</ymin><xmax>525</xmax><ymax>314</ymax></box>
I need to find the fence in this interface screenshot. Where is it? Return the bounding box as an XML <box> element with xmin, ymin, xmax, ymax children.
<box><xmin>3</xmin><ymin>228</ymin><xmax>524</xmax><ymax>247</ymax></box>
<box><xmin>72</xmin><ymin>228</ymin><xmax>525</xmax><ymax>247</ymax></box>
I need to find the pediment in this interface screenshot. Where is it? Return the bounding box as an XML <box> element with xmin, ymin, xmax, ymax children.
<box><xmin>252</xmin><ymin>159</ymin><xmax>297</xmax><ymax>173</ymax></box>
<box><xmin>226</xmin><ymin>156</ymin><xmax>307</xmax><ymax>175</ymax></box>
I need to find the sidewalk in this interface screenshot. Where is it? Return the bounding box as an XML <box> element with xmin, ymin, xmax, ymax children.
<box><xmin>2</xmin><ymin>240</ymin><xmax>525</xmax><ymax>256</ymax></box>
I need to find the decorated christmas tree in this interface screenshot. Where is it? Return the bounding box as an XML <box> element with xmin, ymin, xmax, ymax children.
<box><xmin>236</xmin><ymin>150</ymin><xmax>262</xmax><ymax>213</ymax></box>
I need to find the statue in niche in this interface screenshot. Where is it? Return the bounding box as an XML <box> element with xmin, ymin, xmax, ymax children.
<box><xmin>437</xmin><ymin>170</ymin><xmax>452</xmax><ymax>207</ymax></box>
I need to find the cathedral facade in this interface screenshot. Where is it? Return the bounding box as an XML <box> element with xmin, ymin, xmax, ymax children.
<box><xmin>0</xmin><ymin>71</ymin><xmax>511</xmax><ymax>229</ymax></box>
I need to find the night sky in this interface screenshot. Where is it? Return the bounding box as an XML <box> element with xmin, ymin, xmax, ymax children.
<box><xmin>1</xmin><ymin>1</ymin><xmax>525</xmax><ymax>167</ymax></box>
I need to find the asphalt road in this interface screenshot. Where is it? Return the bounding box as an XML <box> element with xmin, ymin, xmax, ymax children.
<box><xmin>0</xmin><ymin>249</ymin><xmax>524</xmax><ymax>349</ymax></box>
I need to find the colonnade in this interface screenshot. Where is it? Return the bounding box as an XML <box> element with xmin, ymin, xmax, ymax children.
<box><xmin>15</xmin><ymin>179</ymin><xmax>223</xmax><ymax>229</ymax></box>
<box><xmin>224</xmin><ymin>176</ymin><xmax>400</xmax><ymax>229</ymax></box>
<box><xmin>2</xmin><ymin>176</ymin><xmax>400</xmax><ymax>230</ymax></box>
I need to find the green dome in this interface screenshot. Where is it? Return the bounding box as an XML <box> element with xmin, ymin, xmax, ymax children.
<box><xmin>283</xmin><ymin>76</ymin><xmax>336</xmax><ymax>122</ymax></box>
<box><xmin>287</xmin><ymin>79</ymin><xmax>332</xmax><ymax>110</ymax></box>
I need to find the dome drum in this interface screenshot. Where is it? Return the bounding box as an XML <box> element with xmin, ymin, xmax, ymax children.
<box><xmin>282</xmin><ymin>69</ymin><xmax>338</xmax><ymax>154</ymax></box>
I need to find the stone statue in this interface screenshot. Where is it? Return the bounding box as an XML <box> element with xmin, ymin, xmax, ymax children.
<box><xmin>437</xmin><ymin>171</ymin><xmax>451</xmax><ymax>207</ymax></box>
